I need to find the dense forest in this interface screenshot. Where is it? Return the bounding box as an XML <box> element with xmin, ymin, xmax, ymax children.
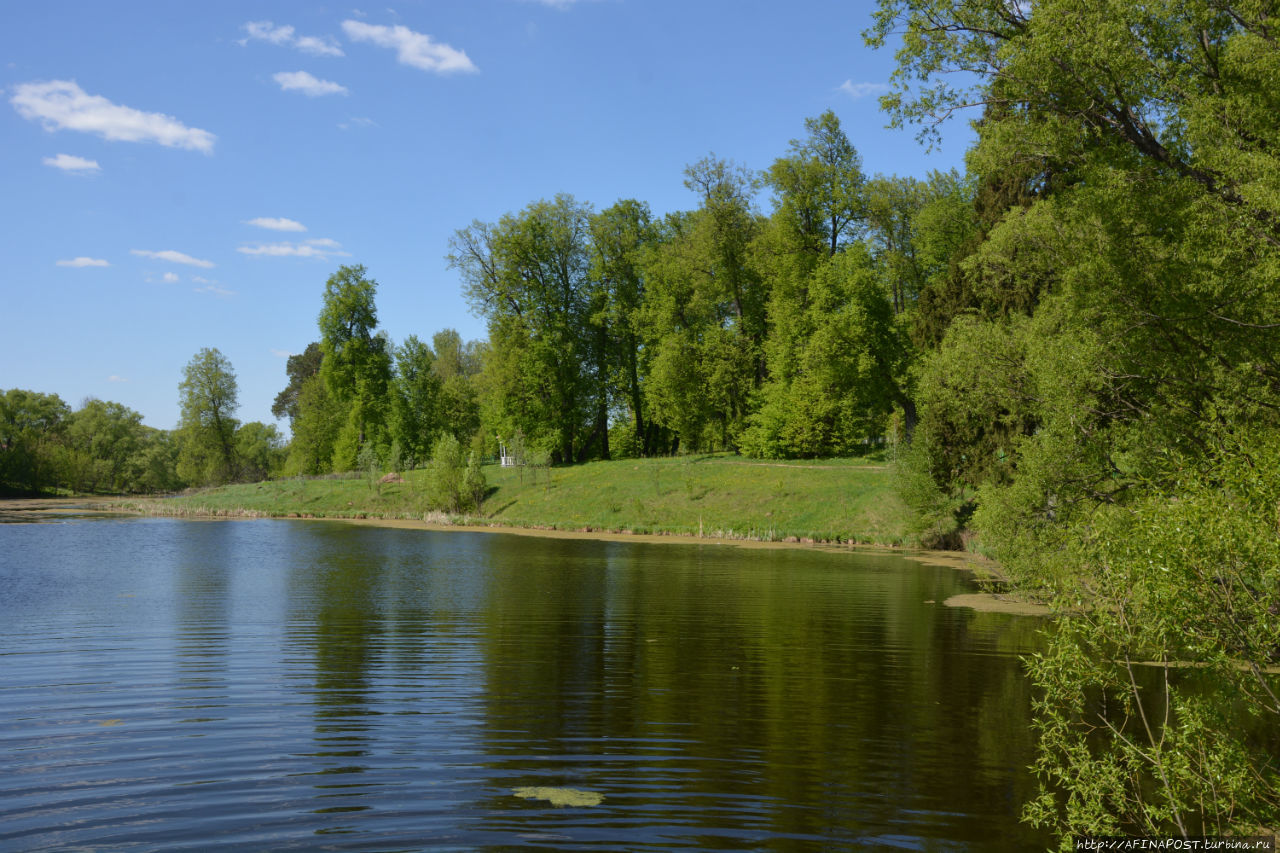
<box><xmin>3</xmin><ymin>0</ymin><xmax>1278</xmax><ymax>840</ymax></box>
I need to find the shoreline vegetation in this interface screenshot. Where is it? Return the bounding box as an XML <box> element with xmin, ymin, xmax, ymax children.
<box><xmin>113</xmin><ymin>453</ymin><xmax>912</xmax><ymax>546</ymax></box>
<box><xmin>77</xmin><ymin>451</ymin><xmax>1037</xmax><ymax>616</ymax></box>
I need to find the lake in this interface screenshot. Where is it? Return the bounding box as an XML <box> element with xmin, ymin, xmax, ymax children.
<box><xmin>0</xmin><ymin>514</ymin><xmax>1051</xmax><ymax>850</ymax></box>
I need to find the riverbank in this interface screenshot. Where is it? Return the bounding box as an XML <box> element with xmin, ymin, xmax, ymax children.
<box><xmin>6</xmin><ymin>454</ymin><xmax>1036</xmax><ymax>614</ymax></box>
<box><xmin>116</xmin><ymin>453</ymin><xmax>911</xmax><ymax>545</ymax></box>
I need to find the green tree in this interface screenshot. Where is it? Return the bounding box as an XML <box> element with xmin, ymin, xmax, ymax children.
<box><xmin>0</xmin><ymin>388</ymin><xmax>70</xmax><ymax>494</ymax></box>
<box><xmin>428</xmin><ymin>433</ymin><xmax>467</xmax><ymax>513</ymax></box>
<box><xmin>639</xmin><ymin>160</ymin><xmax>766</xmax><ymax>451</ymax></box>
<box><xmin>235</xmin><ymin>421</ymin><xmax>285</xmax><ymax>482</ymax></box>
<box><xmin>131</xmin><ymin>428</ymin><xmax>183</xmax><ymax>493</ymax></box>
<box><xmin>64</xmin><ymin>398</ymin><xmax>145</xmax><ymax>493</ymax></box>
<box><xmin>388</xmin><ymin>334</ymin><xmax>441</xmax><ymax>468</ymax></box>
<box><xmin>430</xmin><ymin>329</ymin><xmax>482</xmax><ymax>445</ymax></box>
<box><xmin>317</xmin><ymin>265</ymin><xmax>393</xmax><ymax>470</ymax></box>
<box><xmin>271</xmin><ymin>342</ymin><xmax>323</xmax><ymax>424</ymax></box>
<box><xmin>176</xmin><ymin>348</ymin><xmax>240</xmax><ymax>486</ymax></box>
<box><xmin>463</xmin><ymin>450</ymin><xmax>487</xmax><ymax>513</ymax></box>
<box><xmin>449</xmin><ymin>195</ymin><xmax>596</xmax><ymax>462</ymax></box>
<box><xmin>741</xmin><ymin>248</ymin><xmax>908</xmax><ymax>458</ymax></box>
<box><xmin>764</xmin><ymin>110</ymin><xmax>866</xmax><ymax>259</ymax></box>
<box><xmin>870</xmin><ymin>0</ymin><xmax>1280</xmax><ymax>838</ymax></box>
<box><xmin>590</xmin><ymin>199</ymin><xmax>661</xmax><ymax>455</ymax></box>
<box><xmin>284</xmin><ymin>374</ymin><xmax>342</xmax><ymax>476</ymax></box>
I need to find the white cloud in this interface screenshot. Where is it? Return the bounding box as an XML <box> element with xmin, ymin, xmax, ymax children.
<box><xmin>341</xmin><ymin>20</ymin><xmax>477</xmax><ymax>74</ymax></box>
<box><xmin>838</xmin><ymin>80</ymin><xmax>891</xmax><ymax>100</ymax></box>
<box><xmin>242</xmin><ymin>21</ymin><xmax>344</xmax><ymax>57</ymax></box>
<box><xmin>43</xmin><ymin>153</ymin><xmax>101</xmax><ymax>172</ymax></box>
<box><xmin>294</xmin><ymin>35</ymin><xmax>344</xmax><ymax>57</ymax></box>
<box><xmin>338</xmin><ymin>116</ymin><xmax>378</xmax><ymax>130</ymax></box>
<box><xmin>162</xmin><ymin>272</ymin><xmax>180</xmax><ymax>283</ymax></box>
<box><xmin>131</xmin><ymin>249</ymin><xmax>215</xmax><ymax>268</ymax></box>
<box><xmin>273</xmin><ymin>71</ymin><xmax>348</xmax><ymax>97</ymax></box>
<box><xmin>246</xmin><ymin>216</ymin><xmax>307</xmax><ymax>232</ymax></box>
<box><xmin>237</xmin><ymin>238</ymin><xmax>350</xmax><ymax>259</ymax></box>
<box><xmin>270</xmin><ymin>348</ymin><xmax>294</xmax><ymax>358</ymax></box>
<box><xmin>194</xmin><ymin>283</ymin><xmax>236</xmax><ymax>298</ymax></box>
<box><xmin>108</xmin><ymin>375</ymin><xmax>127</xmax><ymax>383</ymax></box>
<box><xmin>57</xmin><ymin>256</ymin><xmax>110</xmax><ymax>268</ymax></box>
<box><xmin>244</xmin><ymin>20</ymin><xmax>294</xmax><ymax>46</ymax></box>
<box><xmin>11</xmin><ymin>80</ymin><xmax>215</xmax><ymax>153</ymax></box>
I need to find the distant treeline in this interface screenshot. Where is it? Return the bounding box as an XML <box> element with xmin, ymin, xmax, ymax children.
<box><xmin>0</xmin><ymin>384</ymin><xmax>283</xmax><ymax>497</ymax></box>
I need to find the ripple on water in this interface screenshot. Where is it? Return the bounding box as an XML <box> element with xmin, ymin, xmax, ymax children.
<box><xmin>0</xmin><ymin>518</ymin><xmax>1051</xmax><ymax>850</ymax></box>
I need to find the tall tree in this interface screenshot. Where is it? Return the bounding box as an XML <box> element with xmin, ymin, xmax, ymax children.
<box><xmin>317</xmin><ymin>265</ymin><xmax>392</xmax><ymax>470</ymax></box>
<box><xmin>430</xmin><ymin>329</ymin><xmax>482</xmax><ymax>445</ymax></box>
<box><xmin>177</xmin><ymin>347</ymin><xmax>240</xmax><ymax>485</ymax></box>
<box><xmin>589</xmin><ymin>199</ymin><xmax>657</xmax><ymax>456</ymax></box>
<box><xmin>449</xmin><ymin>195</ymin><xmax>596</xmax><ymax>462</ymax></box>
<box><xmin>742</xmin><ymin>247</ymin><xmax>908</xmax><ymax>457</ymax></box>
<box><xmin>640</xmin><ymin>160</ymin><xmax>766</xmax><ymax>451</ymax></box>
<box><xmin>284</xmin><ymin>374</ymin><xmax>342</xmax><ymax>476</ymax></box>
<box><xmin>388</xmin><ymin>334</ymin><xmax>442</xmax><ymax>466</ymax></box>
<box><xmin>764</xmin><ymin>110</ymin><xmax>866</xmax><ymax>259</ymax></box>
<box><xmin>271</xmin><ymin>342</ymin><xmax>323</xmax><ymax>425</ymax></box>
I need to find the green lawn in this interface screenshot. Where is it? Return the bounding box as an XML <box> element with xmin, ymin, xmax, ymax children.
<box><xmin>125</xmin><ymin>452</ymin><xmax>909</xmax><ymax>545</ymax></box>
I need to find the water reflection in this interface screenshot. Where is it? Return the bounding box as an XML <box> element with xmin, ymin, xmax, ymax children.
<box><xmin>0</xmin><ymin>518</ymin><xmax>1052</xmax><ymax>850</ymax></box>
<box><xmin>174</xmin><ymin>523</ymin><xmax>232</xmax><ymax>721</ymax></box>
<box><xmin>466</xmin><ymin>540</ymin><xmax>1048</xmax><ymax>849</ymax></box>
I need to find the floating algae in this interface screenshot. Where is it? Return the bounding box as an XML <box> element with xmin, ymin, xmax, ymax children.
<box><xmin>512</xmin><ymin>786</ymin><xmax>604</xmax><ymax>807</ymax></box>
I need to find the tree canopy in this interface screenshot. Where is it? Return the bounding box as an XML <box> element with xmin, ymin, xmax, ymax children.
<box><xmin>868</xmin><ymin>0</ymin><xmax>1280</xmax><ymax>836</ymax></box>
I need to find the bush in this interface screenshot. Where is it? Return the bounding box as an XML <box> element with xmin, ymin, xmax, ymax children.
<box><xmin>463</xmin><ymin>451</ymin><xmax>486</xmax><ymax>513</ymax></box>
<box><xmin>429</xmin><ymin>434</ymin><xmax>466</xmax><ymax>513</ymax></box>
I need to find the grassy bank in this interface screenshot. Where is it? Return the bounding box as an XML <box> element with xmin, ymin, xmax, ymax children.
<box><xmin>121</xmin><ymin>453</ymin><xmax>909</xmax><ymax>545</ymax></box>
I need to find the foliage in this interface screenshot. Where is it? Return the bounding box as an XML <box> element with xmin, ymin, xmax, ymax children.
<box><xmin>450</xmin><ymin>195</ymin><xmax>599</xmax><ymax>462</ymax></box>
<box><xmin>742</xmin><ymin>246</ymin><xmax>906</xmax><ymax>459</ymax></box>
<box><xmin>177</xmin><ymin>347</ymin><xmax>240</xmax><ymax>486</ymax></box>
<box><xmin>763</xmin><ymin>110</ymin><xmax>865</xmax><ymax>258</ymax></box>
<box><xmin>0</xmin><ymin>389</ymin><xmax>70</xmax><ymax>494</ymax></box>
<box><xmin>589</xmin><ymin>199</ymin><xmax>659</xmax><ymax>456</ymax></box>
<box><xmin>271</xmin><ymin>342</ymin><xmax>322</xmax><ymax>424</ymax></box>
<box><xmin>283</xmin><ymin>375</ymin><xmax>342</xmax><ymax>476</ymax></box>
<box><xmin>317</xmin><ymin>264</ymin><xmax>392</xmax><ymax>470</ymax></box>
<box><xmin>431</xmin><ymin>329</ymin><xmax>483</xmax><ymax>445</ymax></box>
<box><xmin>463</xmin><ymin>450</ymin><xmax>487</xmax><ymax>513</ymax></box>
<box><xmin>428</xmin><ymin>433</ymin><xmax>468</xmax><ymax>514</ymax></box>
<box><xmin>63</xmin><ymin>398</ymin><xmax>145</xmax><ymax>493</ymax></box>
<box><xmin>1025</xmin><ymin>432</ymin><xmax>1280</xmax><ymax>839</ymax></box>
<box><xmin>388</xmin><ymin>334</ymin><xmax>441</xmax><ymax>468</ymax></box>
<box><xmin>235</xmin><ymin>421</ymin><xmax>285</xmax><ymax>482</ymax></box>
<box><xmin>0</xmin><ymin>388</ymin><xmax>182</xmax><ymax>495</ymax></box>
<box><xmin>639</xmin><ymin>161</ymin><xmax>766</xmax><ymax>452</ymax></box>
<box><xmin>869</xmin><ymin>0</ymin><xmax>1280</xmax><ymax>839</ymax></box>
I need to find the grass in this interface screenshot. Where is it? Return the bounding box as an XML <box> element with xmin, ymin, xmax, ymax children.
<box><xmin>121</xmin><ymin>451</ymin><xmax>910</xmax><ymax>545</ymax></box>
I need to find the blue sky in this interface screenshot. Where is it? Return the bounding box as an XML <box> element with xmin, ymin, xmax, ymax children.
<box><xmin>2</xmin><ymin>0</ymin><xmax>972</xmax><ymax>431</ymax></box>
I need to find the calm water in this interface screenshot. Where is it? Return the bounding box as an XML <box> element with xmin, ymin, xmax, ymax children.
<box><xmin>0</xmin><ymin>515</ymin><xmax>1050</xmax><ymax>850</ymax></box>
